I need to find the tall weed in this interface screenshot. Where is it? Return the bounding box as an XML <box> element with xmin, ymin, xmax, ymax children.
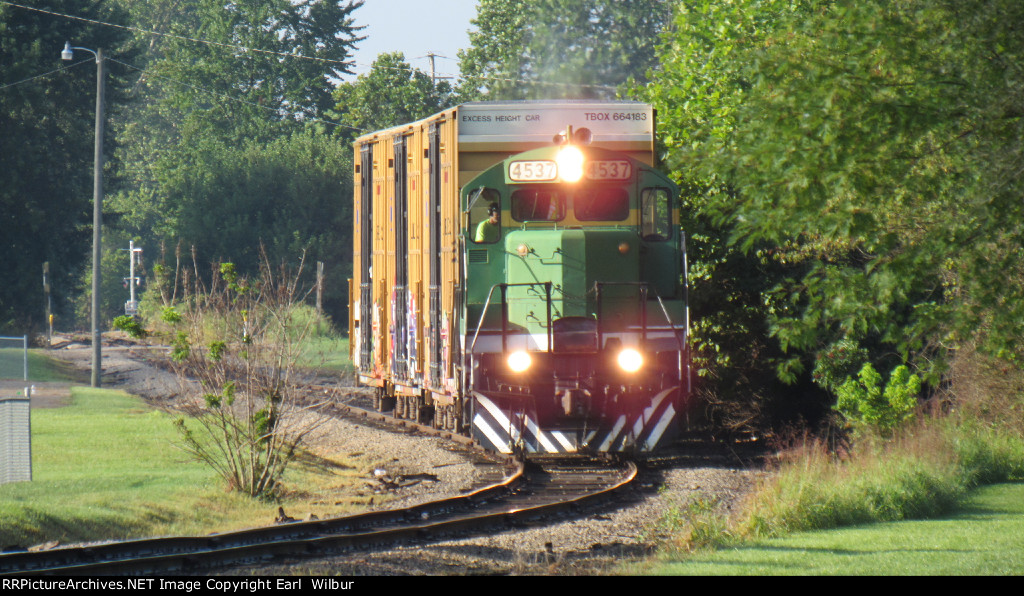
<box><xmin>740</xmin><ymin>403</ymin><xmax>1024</xmax><ymax>538</ymax></box>
<box><xmin>740</xmin><ymin>425</ymin><xmax>968</xmax><ymax>537</ymax></box>
<box><xmin>647</xmin><ymin>491</ymin><xmax>734</xmax><ymax>554</ymax></box>
<box><xmin>658</xmin><ymin>341</ymin><xmax>1024</xmax><ymax>560</ymax></box>
<box><xmin>951</xmin><ymin>418</ymin><xmax>1024</xmax><ymax>486</ymax></box>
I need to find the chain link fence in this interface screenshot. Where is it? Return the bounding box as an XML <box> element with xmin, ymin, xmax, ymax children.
<box><xmin>1</xmin><ymin>336</ymin><xmax>32</xmax><ymax>484</ymax></box>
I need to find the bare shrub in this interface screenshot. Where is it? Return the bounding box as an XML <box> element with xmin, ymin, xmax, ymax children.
<box><xmin>167</xmin><ymin>249</ymin><xmax>327</xmax><ymax>497</ymax></box>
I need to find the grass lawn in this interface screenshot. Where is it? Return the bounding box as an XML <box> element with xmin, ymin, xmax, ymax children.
<box><xmin>0</xmin><ymin>348</ymin><xmax>88</xmax><ymax>383</ymax></box>
<box><xmin>295</xmin><ymin>336</ymin><xmax>354</xmax><ymax>377</ymax></box>
<box><xmin>647</xmin><ymin>482</ymin><xmax>1024</xmax><ymax>575</ymax></box>
<box><xmin>0</xmin><ymin>384</ymin><xmax>366</xmax><ymax>548</ymax></box>
<box><xmin>1</xmin><ymin>387</ymin><xmax>227</xmax><ymax>547</ymax></box>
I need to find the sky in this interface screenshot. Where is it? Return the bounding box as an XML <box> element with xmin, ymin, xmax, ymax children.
<box><xmin>344</xmin><ymin>0</ymin><xmax>479</xmax><ymax>82</ymax></box>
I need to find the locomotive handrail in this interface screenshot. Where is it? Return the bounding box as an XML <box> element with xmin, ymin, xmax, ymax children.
<box><xmin>469</xmin><ymin>282</ymin><xmax>554</xmax><ymax>360</ymax></box>
<box><xmin>593</xmin><ymin>281</ymin><xmax>687</xmax><ymax>384</ymax></box>
<box><xmin>595</xmin><ymin>281</ymin><xmax>647</xmax><ymax>354</ymax></box>
<box><xmin>470</xmin><ymin>281</ymin><xmax>686</xmax><ymax>367</ymax></box>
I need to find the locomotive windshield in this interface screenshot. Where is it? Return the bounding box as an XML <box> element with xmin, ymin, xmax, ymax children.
<box><xmin>468</xmin><ymin>188</ymin><xmax>502</xmax><ymax>244</ymax></box>
<box><xmin>640</xmin><ymin>187</ymin><xmax>674</xmax><ymax>241</ymax></box>
<box><xmin>511</xmin><ymin>187</ymin><xmax>565</xmax><ymax>221</ymax></box>
<box><xmin>574</xmin><ymin>187</ymin><xmax>629</xmax><ymax>221</ymax></box>
<box><xmin>510</xmin><ymin>185</ymin><xmax>630</xmax><ymax>223</ymax></box>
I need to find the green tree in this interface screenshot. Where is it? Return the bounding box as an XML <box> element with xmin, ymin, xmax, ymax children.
<box><xmin>0</xmin><ymin>0</ymin><xmax>135</xmax><ymax>332</ymax></box>
<box><xmin>106</xmin><ymin>0</ymin><xmax>203</xmax><ymax>240</ymax></box>
<box><xmin>330</xmin><ymin>51</ymin><xmax>454</xmax><ymax>139</ymax></box>
<box><xmin>456</xmin><ymin>0</ymin><xmax>532</xmax><ymax>100</ymax></box>
<box><xmin>108</xmin><ymin>1</ymin><xmax>363</xmax><ymax>325</ymax></box>
<box><xmin>149</xmin><ymin>0</ymin><xmax>364</xmax><ymax>143</ymax></box>
<box><xmin>109</xmin><ymin>0</ymin><xmax>200</xmax><ymax>64</ymax></box>
<box><xmin>111</xmin><ymin>0</ymin><xmax>363</xmax><ymax>212</ymax></box>
<box><xmin>636</xmin><ymin>1</ymin><xmax>826</xmax><ymax>430</ymax></box>
<box><xmin>835</xmin><ymin>364</ymin><xmax>921</xmax><ymax>435</ymax></box>
<box><xmin>118</xmin><ymin>129</ymin><xmax>354</xmax><ymax>323</ymax></box>
<box><xmin>109</xmin><ymin>0</ymin><xmax>363</xmax><ymax>223</ymax></box>
<box><xmin>458</xmin><ymin>0</ymin><xmax>671</xmax><ymax>100</ymax></box>
<box><xmin>643</xmin><ymin>0</ymin><xmax>1024</xmax><ymax>418</ymax></box>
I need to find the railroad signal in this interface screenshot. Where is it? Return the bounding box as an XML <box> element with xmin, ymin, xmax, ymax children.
<box><xmin>121</xmin><ymin>240</ymin><xmax>143</xmax><ymax>315</ymax></box>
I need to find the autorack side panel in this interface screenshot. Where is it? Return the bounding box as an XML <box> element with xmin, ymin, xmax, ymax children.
<box><xmin>424</xmin><ymin>117</ymin><xmax>444</xmax><ymax>395</ymax></box>
<box><xmin>351</xmin><ymin>132</ymin><xmax>388</xmax><ymax>384</ymax></box>
<box><xmin>417</xmin><ymin>118</ymin><xmax>434</xmax><ymax>397</ymax></box>
<box><xmin>405</xmin><ymin>126</ymin><xmax>425</xmax><ymax>386</ymax></box>
<box><xmin>350</xmin><ymin>145</ymin><xmax>361</xmax><ymax>368</ymax></box>
<box><xmin>353</xmin><ymin>129</ymin><xmax>420</xmax><ymax>388</ymax></box>
<box><xmin>441</xmin><ymin>115</ymin><xmax>461</xmax><ymax>396</ymax></box>
<box><xmin>373</xmin><ymin>133</ymin><xmax>393</xmax><ymax>382</ymax></box>
<box><xmin>390</xmin><ymin>128</ymin><xmax>413</xmax><ymax>388</ymax></box>
<box><xmin>352</xmin><ymin>110</ymin><xmax>463</xmax><ymax>404</ymax></box>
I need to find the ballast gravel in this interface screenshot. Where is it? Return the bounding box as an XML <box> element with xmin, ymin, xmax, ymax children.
<box><xmin>45</xmin><ymin>335</ymin><xmax>768</xmax><ymax>575</ymax></box>
<box><xmin>258</xmin><ymin>462</ymin><xmax>766</xmax><ymax>576</ymax></box>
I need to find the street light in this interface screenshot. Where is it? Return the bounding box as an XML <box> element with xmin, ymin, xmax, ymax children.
<box><xmin>62</xmin><ymin>41</ymin><xmax>105</xmax><ymax>388</ymax></box>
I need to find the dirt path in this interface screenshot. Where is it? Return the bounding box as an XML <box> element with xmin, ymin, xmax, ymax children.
<box><xmin>41</xmin><ymin>335</ymin><xmax>183</xmax><ymax>405</ymax></box>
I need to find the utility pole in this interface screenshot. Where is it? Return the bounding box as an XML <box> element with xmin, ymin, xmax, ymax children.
<box><xmin>426</xmin><ymin>53</ymin><xmax>452</xmax><ymax>87</ymax></box>
<box><xmin>42</xmin><ymin>262</ymin><xmax>52</xmax><ymax>348</ymax></box>
<box><xmin>91</xmin><ymin>48</ymin><xmax>105</xmax><ymax>387</ymax></box>
<box><xmin>316</xmin><ymin>261</ymin><xmax>324</xmax><ymax>316</ymax></box>
<box><xmin>62</xmin><ymin>42</ymin><xmax>106</xmax><ymax>386</ymax></box>
<box><xmin>91</xmin><ymin>48</ymin><xmax>105</xmax><ymax>388</ymax></box>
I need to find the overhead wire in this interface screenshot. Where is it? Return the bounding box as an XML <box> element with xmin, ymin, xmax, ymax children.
<box><xmin>107</xmin><ymin>57</ymin><xmax>369</xmax><ymax>133</ymax></box>
<box><xmin>0</xmin><ymin>1</ymin><xmax>358</xmax><ymax>70</ymax></box>
<box><xmin>0</xmin><ymin>54</ymin><xmax>368</xmax><ymax>134</ymax></box>
<box><xmin>0</xmin><ymin>57</ymin><xmax>92</xmax><ymax>91</ymax></box>
<box><xmin>0</xmin><ymin>0</ymin><xmax>619</xmax><ymax>92</ymax></box>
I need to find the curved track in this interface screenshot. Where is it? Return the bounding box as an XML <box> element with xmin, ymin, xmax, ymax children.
<box><xmin>0</xmin><ymin>459</ymin><xmax>636</xmax><ymax>576</ymax></box>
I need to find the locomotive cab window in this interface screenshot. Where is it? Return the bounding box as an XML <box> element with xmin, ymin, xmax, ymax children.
<box><xmin>511</xmin><ymin>187</ymin><xmax>566</xmax><ymax>222</ymax></box>
<box><xmin>574</xmin><ymin>187</ymin><xmax>629</xmax><ymax>222</ymax></box>
<box><xmin>640</xmin><ymin>187</ymin><xmax>673</xmax><ymax>241</ymax></box>
<box><xmin>469</xmin><ymin>188</ymin><xmax>502</xmax><ymax>244</ymax></box>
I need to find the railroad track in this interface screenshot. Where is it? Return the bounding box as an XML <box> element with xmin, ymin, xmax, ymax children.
<box><xmin>325</xmin><ymin>390</ymin><xmax>478</xmax><ymax>447</ymax></box>
<box><xmin>0</xmin><ymin>458</ymin><xmax>637</xmax><ymax>576</ymax></box>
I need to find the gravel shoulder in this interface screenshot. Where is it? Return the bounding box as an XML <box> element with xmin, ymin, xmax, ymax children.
<box><xmin>256</xmin><ymin>462</ymin><xmax>766</xmax><ymax>576</ymax></box>
<box><xmin>41</xmin><ymin>334</ymin><xmax>768</xmax><ymax>575</ymax></box>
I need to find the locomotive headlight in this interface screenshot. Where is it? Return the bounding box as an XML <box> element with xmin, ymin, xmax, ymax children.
<box><xmin>617</xmin><ymin>348</ymin><xmax>644</xmax><ymax>373</ymax></box>
<box><xmin>507</xmin><ymin>350</ymin><xmax>533</xmax><ymax>373</ymax></box>
<box><xmin>556</xmin><ymin>146</ymin><xmax>584</xmax><ymax>183</ymax></box>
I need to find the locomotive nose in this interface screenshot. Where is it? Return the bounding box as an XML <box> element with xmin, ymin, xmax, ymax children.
<box><xmin>505</xmin><ymin>229</ymin><xmax>640</xmax><ymax>310</ymax></box>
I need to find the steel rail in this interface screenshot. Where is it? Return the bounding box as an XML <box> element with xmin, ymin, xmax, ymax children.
<box><xmin>0</xmin><ymin>460</ymin><xmax>637</xmax><ymax>576</ymax></box>
<box><xmin>0</xmin><ymin>459</ymin><xmax>523</xmax><ymax>576</ymax></box>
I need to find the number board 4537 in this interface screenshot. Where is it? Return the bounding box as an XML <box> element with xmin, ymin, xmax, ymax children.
<box><xmin>585</xmin><ymin>160</ymin><xmax>631</xmax><ymax>181</ymax></box>
<box><xmin>508</xmin><ymin>160</ymin><xmax>557</xmax><ymax>182</ymax></box>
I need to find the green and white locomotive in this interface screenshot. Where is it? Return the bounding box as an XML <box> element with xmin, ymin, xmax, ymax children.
<box><xmin>350</xmin><ymin>101</ymin><xmax>690</xmax><ymax>455</ymax></box>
